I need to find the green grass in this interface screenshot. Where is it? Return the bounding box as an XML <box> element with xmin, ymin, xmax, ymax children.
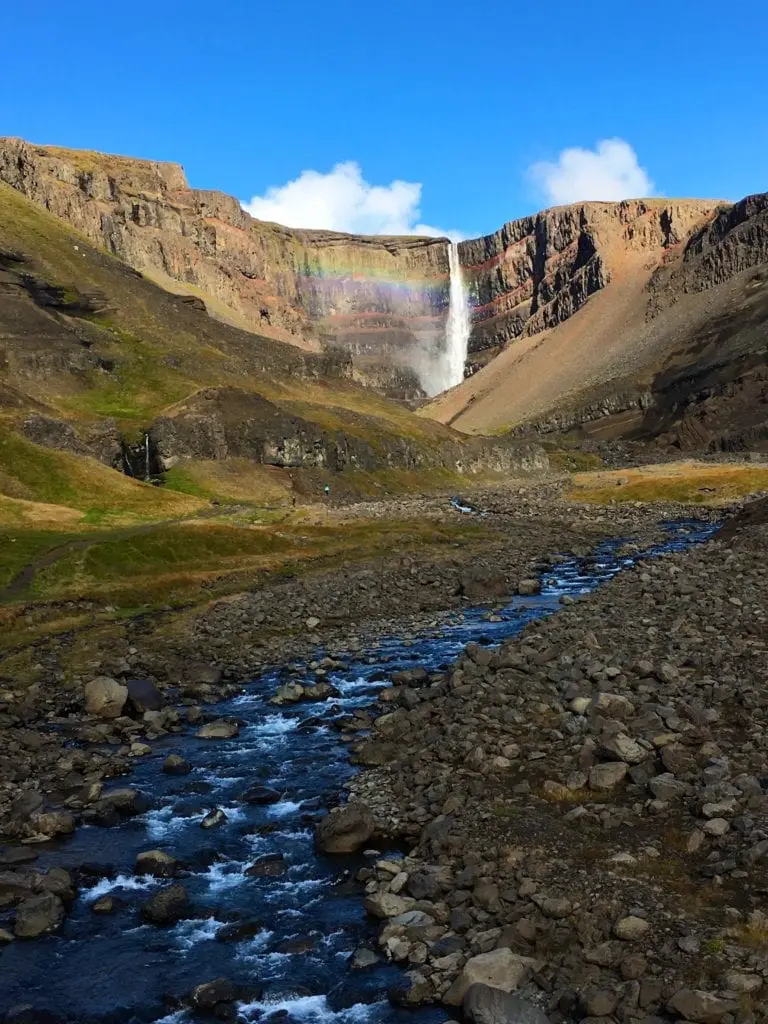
<box><xmin>61</xmin><ymin>319</ymin><xmax>197</xmax><ymax>421</ymax></box>
<box><xmin>163</xmin><ymin>467</ymin><xmax>219</xmax><ymax>500</ymax></box>
<box><xmin>0</xmin><ymin>428</ymin><xmax>201</xmax><ymax>519</ymax></box>
<box><xmin>0</xmin><ymin>530</ymin><xmax>74</xmax><ymax>588</ymax></box>
<box><xmin>21</xmin><ymin>515</ymin><xmax>489</xmax><ymax>608</ymax></box>
<box><xmin>31</xmin><ymin>522</ymin><xmax>292</xmax><ymax>595</ymax></box>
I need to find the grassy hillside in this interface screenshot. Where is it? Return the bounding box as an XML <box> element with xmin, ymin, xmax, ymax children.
<box><xmin>0</xmin><ymin>181</ymin><xmax>459</xmax><ymax>450</ymax></box>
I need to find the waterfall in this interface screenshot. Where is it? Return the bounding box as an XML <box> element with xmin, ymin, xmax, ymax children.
<box><xmin>144</xmin><ymin>433</ymin><xmax>151</xmax><ymax>482</ymax></box>
<box><xmin>422</xmin><ymin>242</ymin><xmax>471</xmax><ymax>396</ymax></box>
<box><xmin>444</xmin><ymin>242</ymin><xmax>471</xmax><ymax>389</ymax></box>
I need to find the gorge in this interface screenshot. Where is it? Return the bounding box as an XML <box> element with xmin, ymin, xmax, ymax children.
<box><xmin>3</xmin><ymin>137</ymin><xmax>766</xmax><ymax>458</ymax></box>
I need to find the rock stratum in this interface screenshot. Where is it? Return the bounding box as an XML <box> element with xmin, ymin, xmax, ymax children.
<box><xmin>433</xmin><ymin>195</ymin><xmax>768</xmax><ymax>454</ymax></box>
<box><xmin>2</xmin><ymin>138</ymin><xmax>767</xmax><ymax>456</ymax></box>
<box><xmin>0</xmin><ymin>138</ymin><xmax>451</xmax><ymax>399</ymax></box>
<box><xmin>0</xmin><ymin>167</ymin><xmax>543</xmax><ymax>502</ymax></box>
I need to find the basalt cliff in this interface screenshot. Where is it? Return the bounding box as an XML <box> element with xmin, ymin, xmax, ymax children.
<box><xmin>436</xmin><ymin>195</ymin><xmax>768</xmax><ymax>454</ymax></box>
<box><xmin>2</xmin><ymin>138</ymin><xmax>767</xmax><ymax>455</ymax></box>
<box><xmin>0</xmin><ymin>138</ymin><xmax>450</xmax><ymax>399</ymax></box>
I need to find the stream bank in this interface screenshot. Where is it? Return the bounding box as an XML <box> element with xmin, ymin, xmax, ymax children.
<box><xmin>0</xmin><ymin>519</ymin><xmax>728</xmax><ymax>1023</ymax></box>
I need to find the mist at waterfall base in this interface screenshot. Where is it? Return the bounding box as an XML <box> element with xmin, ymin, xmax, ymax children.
<box><xmin>0</xmin><ymin>519</ymin><xmax>719</xmax><ymax>1024</ymax></box>
<box><xmin>419</xmin><ymin>242</ymin><xmax>471</xmax><ymax>397</ymax></box>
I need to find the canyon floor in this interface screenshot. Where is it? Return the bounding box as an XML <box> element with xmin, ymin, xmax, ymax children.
<box><xmin>1</xmin><ymin>466</ymin><xmax>768</xmax><ymax>1023</ymax></box>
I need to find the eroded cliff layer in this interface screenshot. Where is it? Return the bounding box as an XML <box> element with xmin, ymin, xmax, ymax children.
<box><xmin>457</xmin><ymin>199</ymin><xmax>718</xmax><ymax>371</ymax></box>
<box><xmin>0</xmin><ymin>138</ymin><xmax>451</xmax><ymax>397</ymax></box>
<box><xmin>429</xmin><ymin>193</ymin><xmax>768</xmax><ymax>454</ymax></box>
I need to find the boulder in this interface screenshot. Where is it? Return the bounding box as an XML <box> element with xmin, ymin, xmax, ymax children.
<box><xmin>363</xmin><ymin>892</ymin><xmax>415</xmax><ymax>919</ymax></box>
<box><xmin>29</xmin><ymin>810</ymin><xmax>76</xmax><ymax>838</ymax></box>
<box><xmin>126</xmin><ymin>678</ymin><xmax>164</xmax><ymax>712</ymax></box>
<box><xmin>599</xmin><ymin>732</ymin><xmax>647</xmax><ymax>764</ymax></box>
<box><xmin>270</xmin><ymin>682</ymin><xmax>305</xmax><ymax>705</ymax></box>
<box><xmin>314</xmin><ymin>802</ymin><xmax>375</xmax><ymax>853</ymax></box>
<box><xmin>460</xmin><ymin>569</ymin><xmax>508</xmax><ymax>602</ymax></box>
<box><xmin>666</xmin><ymin>989</ymin><xmax>739</xmax><ymax>1022</ymax></box>
<box><xmin>188</xmin><ymin>978</ymin><xmax>237</xmax><ymax>1012</ymax></box>
<box><xmin>0</xmin><ymin>847</ymin><xmax>39</xmax><ymax>867</ymax></box>
<box><xmin>13</xmin><ymin>892</ymin><xmax>65</xmax><ymax>938</ymax></box>
<box><xmin>303</xmin><ymin>681</ymin><xmax>341</xmax><ymax>701</ymax></box>
<box><xmin>200</xmin><ymin>808</ymin><xmax>227</xmax><ymax>829</ymax></box>
<box><xmin>463</xmin><ymin>984</ymin><xmax>549</xmax><ymax>1024</ymax></box>
<box><xmin>10</xmin><ymin>791</ymin><xmax>43</xmax><ymax>821</ymax></box>
<box><xmin>245</xmin><ymin>854</ymin><xmax>287</xmax><ymax>878</ymax></box>
<box><xmin>443</xmin><ymin>948</ymin><xmax>537</xmax><ymax>1006</ymax></box>
<box><xmin>613</xmin><ymin>915</ymin><xmax>650</xmax><ymax>941</ymax></box>
<box><xmin>84</xmin><ymin>676</ymin><xmax>127</xmax><ymax>719</ymax></box>
<box><xmin>241</xmin><ymin>785</ymin><xmax>281</xmax><ymax>805</ymax></box>
<box><xmin>135</xmin><ymin>850</ymin><xmax>180</xmax><ymax>877</ymax></box>
<box><xmin>589</xmin><ymin>762</ymin><xmax>629</xmax><ymax>791</ymax></box>
<box><xmin>99</xmin><ymin>788</ymin><xmax>148</xmax><ymax>816</ymax></box>
<box><xmin>141</xmin><ymin>884</ymin><xmax>190</xmax><ymax>925</ymax></box>
<box><xmin>0</xmin><ymin>871</ymin><xmax>34</xmax><ymax>906</ymax></box>
<box><xmin>163</xmin><ymin>754</ymin><xmax>191</xmax><ymax>775</ymax></box>
<box><xmin>517</xmin><ymin>579</ymin><xmax>541</xmax><ymax>596</ymax></box>
<box><xmin>196</xmin><ymin>718</ymin><xmax>239</xmax><ymax>740</ymax></box>
<box><xmin>39</xmin><ymin>868</ymin><xmax>76</xmax><ymax>903</ymax></box>
<box><xmin>216</xmin><ymin>919</ymin><xmax>266</xmax><ymax>943</ymax></box>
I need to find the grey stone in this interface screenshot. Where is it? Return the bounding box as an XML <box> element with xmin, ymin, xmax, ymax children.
<box><xmin>463</xmin><ymin>984</ymin><xmax>549</xmax><ymax>1023</ymax></box>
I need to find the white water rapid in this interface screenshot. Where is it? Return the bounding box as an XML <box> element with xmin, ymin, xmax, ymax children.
<box><xmin>422</xmin><ymin>242</ymin><xmax>471</xmax><ymax>396</ymax></box>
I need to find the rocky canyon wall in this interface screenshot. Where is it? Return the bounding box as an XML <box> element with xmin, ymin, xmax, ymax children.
<box><xmin>0</xmin><ymin>139</ymin><xmax>726</xmax><ymax>402</ymax></box>
<box><xmin>0</xmin><ymin>138</ymin><xmax>451</xmax><ymax>398</ymax></box>
<box><xmin>457</xmin><ymin>199</ymin><xmax>719</xmax><ymax>372</ymax></box>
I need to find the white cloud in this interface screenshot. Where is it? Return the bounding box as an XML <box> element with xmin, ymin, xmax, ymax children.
<box><xmin>529</xmin><ymin>139</ymin><xmax>655</xmax><ymax>206</ymax></box>
<box><xmin>242</xmin><ymin>161</ymin><xmax>459</xmax><ymax>238</ymax></box>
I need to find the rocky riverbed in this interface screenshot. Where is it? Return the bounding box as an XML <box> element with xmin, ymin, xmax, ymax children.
<box><xmin>348</xmin><ymin>505</ymin><xmax>768</xmax><ymax>1023</ymax></box>
<box><xmin>0</xmin><ymin>489</ymin><xmax>716</xmax><ymax>842</ymax></box>
<box><xmin>0</xmin><ymin>489</ymin><xmax>754</xmax><ymax>1024</ymax></box>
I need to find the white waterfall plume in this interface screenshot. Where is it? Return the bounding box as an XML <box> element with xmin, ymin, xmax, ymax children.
<box><xmin>419</xmin><ymin>242</ymin><xmax>471</xmax><ymax>396</ymax></box>
<box><xmin>445</xmin><ymin>242</ymin><xmax>471</xmax><ymax>388</ymax></box>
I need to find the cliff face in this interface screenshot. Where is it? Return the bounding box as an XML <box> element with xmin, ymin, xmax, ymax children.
<box><xmin>0</xmin><ymin>138</ymin><xmax>450</xmax><ymax>398</ymax></box>
<box><xmin>458</xmin><ymin>200</ymin><xmax>718</xmax><ymax>371</ymax></box>
<box><xmin>428</xmin><ymin>192</ymin><xmax>768</xmax><ymax>455</ymax></box>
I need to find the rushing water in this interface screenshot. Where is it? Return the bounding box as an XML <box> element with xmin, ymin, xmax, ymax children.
<box><xmin>0</xmin><ymin>520</ymin><xmax>718</xmax><ymax>1024</ymax></box>
<box><xmin>444</xmin><ymin>243</ymin><xmax>471</xmax><ymax>391</ymax></box>
<box><xmin>423</xmin><ymin>244</ymin><xmax>470</xmax><ymax>396</ymax></box>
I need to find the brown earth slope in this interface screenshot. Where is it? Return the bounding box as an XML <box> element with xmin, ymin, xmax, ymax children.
<box><xmin>427</xmin><ymin>196</ymin><xmax>768</xmax><ymax>453</ymax></box>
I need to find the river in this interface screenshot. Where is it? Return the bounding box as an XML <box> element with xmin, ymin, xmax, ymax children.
<box><xmin>0</xmin><ymin>520</ymin><xmax>718</xmax><ymax>1023</ymax></box>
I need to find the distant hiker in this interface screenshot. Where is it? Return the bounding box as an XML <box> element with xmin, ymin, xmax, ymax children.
<box><xmin>291</xmin><ymin>494</ymin><xmax>296</xmax><ymax>508</ymax></box>
<box><xmin>323</xmin><ymin>485</ymin><xmax>330</xmax><ymax>498</ymax></box>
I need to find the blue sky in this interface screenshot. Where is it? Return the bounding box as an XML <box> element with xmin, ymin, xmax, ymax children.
<box><xmin>3</xmin><ymin>0</ymin><xmax>766</xmax><ymax>238</ymax></box>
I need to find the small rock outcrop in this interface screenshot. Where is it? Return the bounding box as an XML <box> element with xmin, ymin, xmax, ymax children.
<box><xmin>83</xmin><ymin>677</ymin><xmax>127</xmax><ymax>719</ymax></box>
<box><xmin>314</xmin><ymin>802</ymin><xmax>375</xmax><ymax>854</ymax></box>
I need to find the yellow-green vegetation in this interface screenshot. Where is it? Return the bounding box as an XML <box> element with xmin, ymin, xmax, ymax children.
<box><xmin>569</xmin><ymin>461</ymin><xmax>768</xmax><ymax>505</ymax></box>
<box><xmin>0</xmin><ymin>428</ymin><xmax>202</xmax><ymax>522</ymax></box>
<box><xmin>0</xmin><ymin>530</ymin><xmax>73</xmax><ymax>588</ymax></box>
<box><xmin>544</xmin><ymin>447</ymin><xmax>603</xmax><ymax>473</ymax></box>
<box><xmin>164</xmin><ymin>460</ymin><xmax>292</xmax><ymax>505</ymax></box>
<box><xmin>26</xmin><ymin>517</ymin><xmax>485</xmax><ymax>606</ymax></box>
<box><xmin>702</xmin><ymin>937</ymin><xmax>727</xmax><ymax>955</ymax></box>
<box><xmin>490</xmin><ymin>802</ymin><xmax>521</xmax><ymax>818</ymax></box>
<box><xmin>0</xmin><ymin>515</ymin><xmax>492</xmax><ymax>652</ymax></box>
<box><xmin>732</xmin><ymin>922</ymin><xmax>768</xmax><ymax>950</ymax></box>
